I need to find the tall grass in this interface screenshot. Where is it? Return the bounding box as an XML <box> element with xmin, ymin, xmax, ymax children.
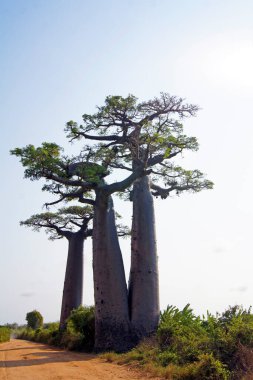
<box><xmin>0</xmin><ymin>326</ymin><xmax>11</xmax><ymax>343</ymax></box>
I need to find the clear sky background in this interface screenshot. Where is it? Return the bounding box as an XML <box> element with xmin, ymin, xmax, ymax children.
<box><xmin>1</xmin><ymin>0</ymin><xmax>253</xmax><ymax>324</ymax></box>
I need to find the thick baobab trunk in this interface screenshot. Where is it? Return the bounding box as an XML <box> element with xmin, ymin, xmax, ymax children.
<box><xmin>93</xmin><ymin>192</ymin><xmax>132</xmax><ymax>352</ymax></box>
<box><xmin>128</xmin><ymin>176</ymin><xmax>160</xmax><ymax>341</ymax></box>
<box><xmin>60</xmin><ymin>232</ymin><xmax>84</xmax><ymax>329</ymax></box>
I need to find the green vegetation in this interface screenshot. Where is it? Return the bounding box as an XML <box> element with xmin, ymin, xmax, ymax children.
<box><xmin>14</xmin><ymin>304</ymin><xmax>253</xmax><ymax>377</ymax></box>
<box><xmin>26</xmin><ymin>310</ymin><xmax>43</xmax><ymax>329</ymax></box>
<box><xmin>12</xmin><ymin>304</ymin><xmax>253</xmax><ymax>377</ymax></box>
<box><xmin>0</xmin><ymin>326</ymin><xmax>10</xmax><ymax>343</ymax></box>
<box><xmin>62</xmin><ymin>305</ymin><xmax>95</xmax><ymax>351</ymax></box>
<box><xmin>16</xmin><ymin>323</ymin><xmax>61</xmax><ymax>346</ymax></box>
<box><xmin>16</xmin><ymin>306</ymin><xmax>95</xmax><ymax>352</ymax></box>
<box><xmin>102</xmin><ymin>305</ymin><xmax>253</xmax><ymax>380</ymax></box>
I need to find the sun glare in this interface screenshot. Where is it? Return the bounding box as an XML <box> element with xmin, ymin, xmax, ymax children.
<box><xmin>205</xmin><ymin>40</ymin><xmax>253</xmax><ymax>88</ymax></box>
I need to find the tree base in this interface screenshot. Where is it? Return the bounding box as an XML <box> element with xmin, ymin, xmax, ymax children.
<box><xmin>94</xmin><ymin>318</ymin><xmax>134</xmax><ymax>353</ymax></box>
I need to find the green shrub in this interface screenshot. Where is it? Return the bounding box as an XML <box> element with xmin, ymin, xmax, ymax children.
<box><xmin>67</xmin><ymin>306</ymin><xmax>94</xmax><ymax>335</ymax></box>
<box><xmin>65</xmin><ymin>306</ymin><xmax>95</xmax><ymax>351</ymax></box>
<box><xmin>60</xmin><ymin>330</ymin><xmax>84</xmax><ymax>350</ymax></box>
<box><xmin>202</xmin><ymin>305</ymin><xmax>253</xmax><ymax>373</ymax></box>
<box><xmin>16</xmin><ymin>306</ymin><xmax>95</xmax><ymax>352</ymax></box>
<box><xmin>102</xmin><ymin>305</ymin><xmax>253</xmax><ymax>379</ymax></box>
<box><xmin>190</xmin><ymin>353</ymin><xmax>229</xmax><ymax>379</ymax></box>
<box><xmin>219</xmin><ymin>305</ymin><xmax>252</xmax><ymax>325</ymax></box>
<box><xmin>158</xmin><ymin>304</ymin><xmax>209</xmax><ymax>364</ymax></box>
<box><xmin>0</xmin><ymin>327</ymin><xmax>10</xmax><ymax>343</ymax></box>
<box><xmin>26</xmin><ymin>310</ymin><xmax>43</xmax><ymax>330</ymax></box>
<box><xmin>167</xmin><ymin>354</ymin><xmax>229</xmax><ymax>380</ymax></box>
<box><xmin>16</xmin><ymin>327</ymin><xmax>35</xmax><ymax>341</ymax></box>
<box><xmin>157</xmin><ymin>350</ymin><xmax>179</xmax><ymax>366</ymax></box>
<box><xmin>18</xmin><ymin>322</ymin><xmax>62</xmax><ymax>345</ymax></box>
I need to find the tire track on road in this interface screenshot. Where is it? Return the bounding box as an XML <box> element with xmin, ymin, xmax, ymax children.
<box><xmin>0</xmin><ymin>349</ymin><xmax>8</xmax><ymax>380</ymax></box>
<box><xmin>0</xmin><ymin>339</ymin><xmax>161</xmax><ymax>380</ymax></box>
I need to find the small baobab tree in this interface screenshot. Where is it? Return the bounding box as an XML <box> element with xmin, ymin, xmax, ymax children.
<box><xmin>21</xmin><ymin>205</ymin><xmax>93</xmax><ymax>329</ymax></box>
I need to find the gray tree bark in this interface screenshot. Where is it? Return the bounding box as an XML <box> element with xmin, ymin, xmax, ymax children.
<box><xmin>59</xmin><ymin>232</ymin><xmax>84</xmax><ymax>329</ymax></box>
<box><xmin>93</xmin><ymin>192</ymin><xmax>132</xmax><ymax>352</ymax></box>
<box><xmin>128</xmin><ymin>176</ymin><xmax>160</xmax><ymax>341</ymax></box>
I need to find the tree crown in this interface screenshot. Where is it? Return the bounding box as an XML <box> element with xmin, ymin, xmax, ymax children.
<box><xmin>11</xmin><ymin>93</ymin><xmax>213</xmax><ymax>203</ymax></box>
<box><xmin>26</xmin><ymin>310</ymin><xmax>43</xmax><ymax>330</ymax></box>
<box><xmin>65</xmin><ymin>93</ymin><xmax>213</xmax><ymax>199</ymax></box>
<box><xmin>20</xmin><ymin>205</ymin><xmax>93</xmax><ymax>240</ymax></box>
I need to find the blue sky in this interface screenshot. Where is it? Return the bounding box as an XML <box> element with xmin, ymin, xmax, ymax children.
<box><xmin>1</xmin><ymin>0</ymin><xmax>253</xmax><ymax>324</ymax></box>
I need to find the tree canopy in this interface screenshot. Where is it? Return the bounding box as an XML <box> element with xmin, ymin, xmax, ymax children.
<box><xmin>26</xmin><ymin>310</ymin><xmax>43</xmax><ymax>330</ymax></box>
<box><xmin>20</xmin><ymin>205</ymin><xmax>93</xmax><ymax>240</ymax></box>
<box><xmin>65</xmin><ymin>93</ymin><xmax>213</xmax><ymax>199</ymax></box>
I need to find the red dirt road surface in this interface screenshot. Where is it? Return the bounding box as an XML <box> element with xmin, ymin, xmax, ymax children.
<box><xmin>0</xmin><ymin>339</ymin><xmax>159</xmax><ymax>380</ymax></box>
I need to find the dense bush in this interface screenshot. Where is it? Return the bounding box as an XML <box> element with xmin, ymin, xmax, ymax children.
<box><xmin>67</xmin><ymin>306</ymin><xmax>95</xmax><ymax>337</ymax></box>
<box><xmin>61</xmin><ymin>306</ymin><xmax>95</xmax><ymax>351</ymax></box>
<box><xmin>156</xmin><ymin>304</ymin><xmax>253</xmax><ymax>378</ymax></box>
<box><xmin>158</xmin><ymin>304</ymin><xmax>209</xmax><ymax>365</ymax></box>
<box><xmin>0</xmin><ymin>326</ymin><xmax>11</xmax><ymax>343</ymax></box>
<box><xmin>16</xmin><ymin>306</ymin><xmax>95</xmax><ymax>352</ymax></box>
<box><xmin>26</xmin><ymin>310</ymin><xmax>43</xmax><ymax>329</ymax></box>
<box><xmin>103</xmin><ymin>304</ymin><xmax>253</xmax><ymax>379</ymax></box>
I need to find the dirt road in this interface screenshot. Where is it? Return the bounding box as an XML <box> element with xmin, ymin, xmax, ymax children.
<box><xmin>0</xmin><ymin>339</ymin><xmax>159</xmax><ymax>380</ymax></box>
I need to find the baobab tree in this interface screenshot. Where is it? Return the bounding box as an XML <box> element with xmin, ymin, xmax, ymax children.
<box><xmin>12</xmin><ymin>93</ymin><xmax>213</xmax><ymax>350</ymax></box>
<box><xmin>21</xmin><ymin>205</ymin><xmax>93</xmax><ymax>328</ymax></box>
<box><xmin>65</xmin><ymin>93</ymin><xmax>213</xmax><ymax>341</ymax></box>
<box><xmin>11</xmin><ymin>143</ymin><xmax>145</xmax><ymax>351</ymax></box>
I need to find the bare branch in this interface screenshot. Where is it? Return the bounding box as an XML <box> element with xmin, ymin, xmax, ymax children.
<box><xmin>103</xmin><ymin>166</ymin><xmax>149</xmax><ymax>195</ymax></box>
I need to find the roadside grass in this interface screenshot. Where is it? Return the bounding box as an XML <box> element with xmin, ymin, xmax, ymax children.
<box><xmin>13</xmin><ymin>304</ymin><xmax>253</xmax><ymax>379</ymax></box>
<box><xmin>14</xmin><ymin>306</ymin><xmax>94</xmax><ymax>352</ymax></box>
<box><xmin>0</xmin><ymin>326</ymin><xmax>11</xmax><ymax>343</ymax></box>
